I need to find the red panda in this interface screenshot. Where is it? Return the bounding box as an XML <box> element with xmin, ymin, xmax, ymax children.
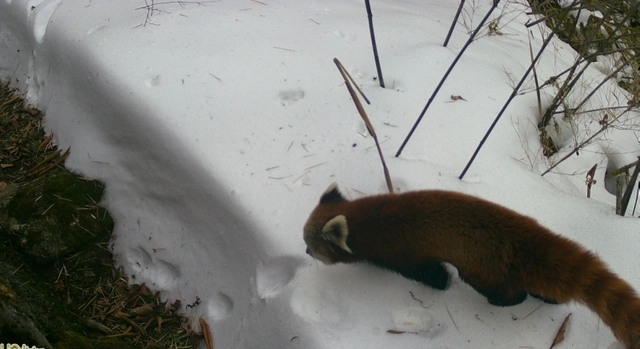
<box><xmin>303</xmin><ymin>183</ymin><xmax>640</xmax><ymax>349</ymax></box>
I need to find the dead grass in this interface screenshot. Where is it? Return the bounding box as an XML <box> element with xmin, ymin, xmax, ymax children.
<box><xmin>0</xmin><ymin>81</ymin><xmax>201</xmax><ymax>348</ymax></box>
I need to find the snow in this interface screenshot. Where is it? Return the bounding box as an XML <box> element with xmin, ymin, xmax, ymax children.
<box><xmin>1</xmin><ymin>0</ymin><xmax>640</xmax><ymax>348</ymax></box>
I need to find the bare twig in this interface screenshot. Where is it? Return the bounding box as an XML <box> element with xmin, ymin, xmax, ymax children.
<box><xmin>633</xmin><ymin>181</ymin><xmax>640</xmax><ymax>216</ymax></box>
<box><xmin>529</xmin><ymin>31</ymin><xmax>543</xmax><ymax>125</ymax></box>
<box><xmin>562</xmin><ymin>62</ymin><xmax>628</xmax><ymax>118</ymax></box>
<box><xmin>134</xmin><ymin>1</ymin><xmax>218</xmax><ymax>27</ymax></box>
<box><xmin>541</xmin><ymin>107</ymin><xmax>633</xmax><ymax>176</ymax></box>
<box><xmin>459</xmin><ymin>32</ymin><xmax>555</xmax><ymax>179</ymax></box>
<box><xmin>334</xmin><ymin>58</ymin><xmax>393</xmax><ymax>193</ymax></box>
<box><xmin>608</xmin><ymin>160</ymin><xmax>639</xmax><ymax>178</ymax></box>
<box><xmin>409</xmin><ymin>291</ymin><xmax>430</xmax><ymax>309</ymax></box>
<box><xmin>365</xmin><ymin>0</ymin><xmax>385</xmax><ymax>88</ymax></box>
<box><xmin>396</xmin><ymin>0</ymin><xmax>502</xmax><ymax>158</ymax></box>
<box><xmin>444</xmin><ymin>0</ymin><xmax>466</xmax><ymax>47</ymax></box>
<box><xmin>620</xmin><ymin>157</ymin><xmax>640</xmax><ymax>217</ymax></box>
<box><xmin>585</xmin><ymin>164</ymin><xmax>597</xmax><ymax>198</ymax></box>
<box><xmin>520</xmin><ymin>302</ymin><xmax>544</xmax><ymax>321</ymax></box>
<box><xmin>444</xmin><ymin>302</ymin><xmax>459</xmax><ymax>333</ymax></box>
<box><xmin>337</xmin><ymin>63</ymin><xmax>370</xmax><ymax>105</ymax></box>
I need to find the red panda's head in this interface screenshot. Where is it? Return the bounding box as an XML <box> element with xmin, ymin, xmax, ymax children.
<box><xmin>303</xmin><ymin>183</ymin><xmax>355</xmax><ymax>264</ymax></box>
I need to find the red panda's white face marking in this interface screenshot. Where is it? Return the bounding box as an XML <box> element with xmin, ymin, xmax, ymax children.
<box><xmin>303</xmin><ymin>184</ymin><xmax>354</xmax><ymax>264</ymax></box>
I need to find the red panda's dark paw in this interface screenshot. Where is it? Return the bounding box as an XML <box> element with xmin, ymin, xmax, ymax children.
<box><xmin>485</xmin><ymin>291</ymin><xmax>527</xmax><ymax>307</ymax></box>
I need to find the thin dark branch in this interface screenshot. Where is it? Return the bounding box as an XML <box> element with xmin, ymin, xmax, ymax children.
<box><xmin>444</xmin><ymin>0</ymin><xmax>466</xmax><ymax>47</ymax></box>
<box><xmin>396</xmin><ymin>0</ymin><xmax>501</xmax><ymax>158</ymax></box>
<box><xmin>459</xmin><ymin>32</ymin><xmax>555</xmax><ymax>180</ymax></box>
<box><xmin>365</xmin><ymin>0</ymin><xmax>385</xmax><ymax>88</ymax></box>
<box><xmin>538</xmin><ymin>60</ymin><xmax>592</xmax><ymax>134</ymax></box>
<box><xmin>569</xmin><ymin>62</ymin><xmax>627</xmax><ymax>115</ymax></box>
<box><xmin>525</xmin><ymin>17</ymin><xmax>546</xmax><ymax>28</ymax></box>
<box><xmin>529</xmin><ymin>31</ymin><xmax>543</xmax><ymax>131</ymax></box>
<box><xmin>541</xmin><ymin>107</ymin><xmax>633</xmax><ymax>176</ymax></box>
<box><xmin>632</xmin><ymin>182</ymin><xmax>640</xmax><ymax>216</ymax></box>
<box><xmin>553</xmin><ymin>105</ymin><xmax>630</xmax><ymax>116</ymax></box>
<box><xmin>340</xmin><ymin>61</ymin><xmax>371</xmax><ymax>105</ymax></box>
<box><xmin>620</xmin><ymin>157</ymin><xmax>640</xmax><ymax>216</ymax></box>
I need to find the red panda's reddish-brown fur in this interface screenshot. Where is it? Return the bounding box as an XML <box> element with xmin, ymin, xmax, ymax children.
<box><xmin>303</xmin><ymin>184</ymin><xmax>640</xmax><ymax>349</ymax></box>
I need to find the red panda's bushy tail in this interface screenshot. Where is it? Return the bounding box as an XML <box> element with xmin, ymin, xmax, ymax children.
<box><xmin>576</xmin><ymin>259</ymin><xmax>640</xmax><ymax>349</ymax></box>
<box><xmin>528</xmin><ymin>235</ymin><xmax>640</xmax><ymax>349</ymax></box>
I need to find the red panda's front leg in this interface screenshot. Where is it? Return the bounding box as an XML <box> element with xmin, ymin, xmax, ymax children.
<box><xmin>369</xmin><ymin>259</ymin><xmax>451</xmax><ymax>290</ymax></box>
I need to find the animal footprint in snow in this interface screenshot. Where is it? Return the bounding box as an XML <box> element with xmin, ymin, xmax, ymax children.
<box><xmin>30</xmin><ymin>0</ymin><xmax>63</xmax><ymax>44</ymax></box>
<box><xmin>206</xmin><ymin>292</ymin><xmax>234</xmax><ymax>320</ymax></box>
<box><xmin>145</xmin><ymin>75</ymin><xmax>161</xmax><ymax>87</ymax></box>
<box><xmin>390</xmin><ymin>307</ymin><xmax>443</xmax><ymax>337</ymax></box>
<box><xmin>290</xmin><ymin>285</ymin><xmax>353</xmax><ymax>329</ymax></box>
<box><xmin>256</xmin><ymin>256</ymin><xmax>303</xmax><ymax>299</ymax></box>
<box><xmin>127</xmin><ymin>246</ymin><xmax>180</xmax><ymax>289</ymax></box>
<box><xmin>279</xmin><ymin>89</ymin><xmax>305</xmax><ymax>106</ymax></box>
<box><xmin>333</xmin><ymin>29</ymin><xmax>356</xmax><ymax>42</ymax></box>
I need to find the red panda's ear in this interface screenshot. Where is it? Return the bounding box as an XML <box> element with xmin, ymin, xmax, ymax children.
<box><xmin>319</xmin><ymin>183</ymin><xmax>347</xmax><ymax>204</ymax></box>
<box><xmin>322</xmin><ymin>215</ymin><xmax>353</xmax><ymax>254</ymax></box>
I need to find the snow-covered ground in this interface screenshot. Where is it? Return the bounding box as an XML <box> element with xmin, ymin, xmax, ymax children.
<box><xmin>2</xmin><ymin>0</ymin><xmax>640</xmax><ymax>348</ymax></box>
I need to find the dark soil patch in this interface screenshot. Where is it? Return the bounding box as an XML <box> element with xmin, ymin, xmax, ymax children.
<box><xmin>0</xmin><ymin>82</ymin><xmax>201</xmax><ymax>348</ymax></box>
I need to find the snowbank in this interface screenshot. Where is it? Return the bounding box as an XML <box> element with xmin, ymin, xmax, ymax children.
<box><xmin>2</xmin><ymin>0</ymin><xmax>639</xmax><ymax>348</ymax></box>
